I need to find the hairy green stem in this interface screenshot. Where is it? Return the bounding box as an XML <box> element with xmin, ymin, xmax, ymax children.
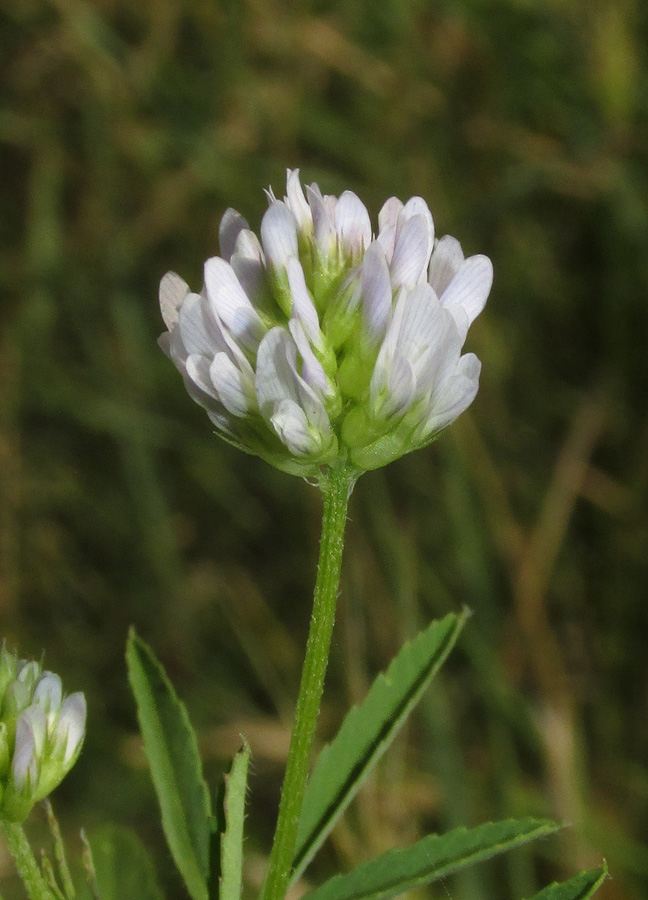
<box><xmin>262</xmin><ymin>463</ymin><xmax>356</xmax><ymax>900</ymax></box>
<box><xmin>1</xmin><ymin>821</ymin><xmax>57</xmax><ymax>900</ymax></box>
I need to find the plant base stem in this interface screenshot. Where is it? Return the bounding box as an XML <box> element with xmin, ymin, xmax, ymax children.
<box><xmin>262</xmin><ymin>463</ymin><xmax>356</xmax><ymax>900</ymax></box>
<box><xmin>1</xmin><ymin>820</ymin><xmax>56</xmax><ymax>900</ymax></box>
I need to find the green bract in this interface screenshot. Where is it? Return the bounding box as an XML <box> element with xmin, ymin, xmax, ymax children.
<box><xmin>159</xmin><ymin>170</ymin><xmax>493</xmax><ymax>476</ymax></box>
<box><xmin>0</xmin><ymin>646</ymin><xmax>86</xmax><ymax>823</ymax></box>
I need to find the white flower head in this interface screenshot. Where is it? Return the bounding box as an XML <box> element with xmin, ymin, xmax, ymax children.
<box><xmin>0</xmin><ymin>651</ymin><xmax>86</xmax><ymax>823</ymax></box>
<box><xmin>160</xmin><ymin>170</ymin><xmax>492</xmax><ymax>475</ymax></box>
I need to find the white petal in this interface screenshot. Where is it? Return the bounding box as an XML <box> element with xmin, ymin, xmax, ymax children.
<box><xmin>233</xmin><ymin>228</ymin><xmax>264</xmax><ymax>262</ymax></box>
<box><xmin>255</xmin><ymin>328</ymin><xmax>330</xmax><ymax>437</ymax></box>
<box><xmin>33</xmin><ymin>674</ymin><xmax>62</xmax><ymax>716</ymax></box>
<box><xmin>204</xmin><ymin>257</ymin><xmax>265</xmax><ymax>350</ymax></box>
<box><xmin>428</xmin><ymin>235</ymin><xmax>464</xmax><ymax>296</ymax></box>
<box><xmin>17</xmin><ymin>661</ymin><xmax>39</xmax><ymax>686</ymax></box>
<box><xmin>230</xmin><ymin>257</ymin><xmax>263</xmax><ymax>303</ymax></box>
<box><xmin>219</xmin><ymin>208</ymin><xmax>250</xmax><ymax>261</ymax></box>
<box><xmin>230</xmin><ymin>229</ymin><xmax>265</xmax><ymax>300</ymax></box>
<box><xmin>178</xmin><ymin>292</ymin><xmax>222</xmax><ymax>356</ymax></box>
<box><xmin>376</xmin><ymin>197</ymin><xmax>403</xmax><ymax>263</ymax></box>
<box><xmin>390</xmin><ymin>215</ymin><xmax>433</xmax><ymax>289</ymax></box>
<box><xmin>285</xmin><ymin>169</ymin><xmax>313</xmax><ymax>232</ymax></box>
<box><xmin>271</xmin><ymin>399</ymin><xmax>319</xmax><ymax>455</ymax></box>
<box><xmin>255</xmin><ymin>328</ymin><xmax>300</xmax><ymax>416</ymax></box>
<box><xmin>418</xmin><ymin>353</ymin><xmax>481</xmax><ymax>440</ymax></box>
<box><xmin>208</xmin><ymin>354</ymin><xmax>251</xmax><ymax>415</ymax></box>
<box><xmin>334</xmin><ymin>191</ymin><xmax>372</xmax><ymax>255</ymax></box>
<box><xmin>370</xmin><ymin>285</ymin><xmax>408</xmax><ymax>391</ymax></box>
<box><xmin>411</xmin><ymin>309</ymin><xmax>462</xmax><ymax>395</ymax></box>
<box><xmin>286</xmin><ymin>257</ymin><xmax>321</xmax><ymax>347</ymax></box>
<box><xmin>206</xmin><ymin>407</ymin><xmax>235</xmax><ymax>433</ymax></box>
<box><xmin>361</xmin><ymin>241</ymin><xmax>393</xmax><ymax>343</ymax></box>
<box><xmin>159</xmin><ymin>272</ymin><xmax>190</xmax><ymax>330</ymax></box>
<box><xmin>384</xmin><ymin>354</ymin><xmax>416</xmax><ymax>417</ymax></box>
<box><xmin>399</xmin><ymin>197</ymin><xmax>434</xmax><ymax>250</ymax></box>
<box><xmin>391</xmin><ymin>283</ymin><xmax>443</xmax><ymax>364</ymax></box>
<box><xmin>260</xmin><ymin>201</ymin><xmax>299</xmax><ymax>268</ymax></box>
<box><xmin>186</xmin><ymin>354</ymin><xmax>220</xmax><ymax>399</ymax></box>
<box><xmin>440</xmin><ymin>254</ymin><xmax>493</xmax><ymax>325</ymax></box>
<box><xmin>378</xmin><ymin>196</ymin><xmax>403</xmax><ymax>233</ymax></box>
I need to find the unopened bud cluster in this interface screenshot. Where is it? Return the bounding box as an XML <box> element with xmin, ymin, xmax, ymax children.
<box><xmin>160</xmin><ymin>170</ymin><xmax>493</xmax><ymax>476</ymax></box>
<box><xmin>0</xmin><ymin>646</ymin><xmax>86</xmax><ymax>822</ymax></box>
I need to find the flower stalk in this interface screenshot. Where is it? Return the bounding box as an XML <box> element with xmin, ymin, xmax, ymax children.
<box><xmin>1</xmin><ymin>821</ymin><xmax>57</xmax><ymax>900</ymax></box>
<box><xmin>262</xmin><ymin>463</ymin><xmax>356</xmax><ymax>900</ymax></box>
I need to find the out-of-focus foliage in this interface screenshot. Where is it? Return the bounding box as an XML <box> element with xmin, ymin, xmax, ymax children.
<box><xmin>0</xmin><ymin>0</ymin><xmax>647</xmax><ymax>898</ymax></box>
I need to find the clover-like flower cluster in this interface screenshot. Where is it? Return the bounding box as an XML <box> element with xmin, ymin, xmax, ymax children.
<box><xmin>0</xmin><ymin>646</ymin><xmax>86</xmax><ymax>822</ymax></box>
<box><xmin>159</xmin><ymin>170</ymin><xmax>493</xmax><ymax>475</ymax></box>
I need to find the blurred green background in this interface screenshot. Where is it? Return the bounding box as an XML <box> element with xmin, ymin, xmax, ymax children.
<box><xmin>1</xmin><ymin>0</ymin><xmax>647</xmax><ymax>897</ymax></box>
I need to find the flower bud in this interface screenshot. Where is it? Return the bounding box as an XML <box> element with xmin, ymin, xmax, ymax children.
<box><xmin>0</xmin><ymin>647</ymin><xmax>86</xmax><ymax>823</ymax></box>
<box><xmin>159</xmin><ymin>170</ymin><xmax>493</xmax><ymax>477</ymax></box>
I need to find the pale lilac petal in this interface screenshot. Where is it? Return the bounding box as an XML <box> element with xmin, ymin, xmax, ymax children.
<box><xmin>54</xmin><ymin>693</ymin><xmax>86</xmax><ymax>765</ymax></box>
<box><xmin>12</xmin><ymin>715</ymin><xmax>37</xmax><ymax>789</ymax></box>
<box><xmin>440</xmin><ymin>254</ymin><xmax>493</xmax><ymax>326</ymax></box>
<box><xmin>260</xmin><ymin>201</ymin><xmax>299</xmax><ymax>268</ymax></box>
<box><xmin>286</xmin><ymin>257</ymin><xmax>321</xmax><ymax>347</ymax></box>
<box><xmin>428</xmin><ymin>235</ymin><xmax>464</xmax><ymax>296</ymax></box>
<box><xmin>285</xmin><ymin>169</ymin><xmax>313</xmax><ymax>232</ymax></box>
<box><xmin>289</xmin><ymin>319</ymin><xmax>329</xmax><ymax>395</ymax></box>
<box><xmin>361</xmin><ymin>241</ymin><xmax>393</xmax><ymax>343</ymax></box>
<box><xmin>219</xmin><ymin>208</ymin><xmax>250</xmax><ymax>261</ymax></box>
<box><xmin>334</xmin><ymin>191</ymin><xmax>372</xmax><ymax>256</ymax></box>
<box><xmin>390</xmin><ymin>215</ymin><xmax>432</xmax><ymax>289</ymax></box>
<box><xmin>160</xmin><ymin>272</ymin><xmax>190</xmax><ymax>330</ymax></box>
<box><xmin>204</xmin><ymin>257</ymin><xmax>265</xmax><ymax>350</ymax></box>
<box><xmin>306</xmin><ymin>185</ymin><xmax>335</xmax><ymax>254</ymax></box>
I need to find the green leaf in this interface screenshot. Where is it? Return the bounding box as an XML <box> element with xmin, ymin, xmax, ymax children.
<box><xmin>85</xmin><ymin>825</ymin><xmax>164</xmax><ymax>900</ymax></box>
<box><xmin>525</xmin><ymin>865</ymin><xmax>608</xmax><ymax>900</ymax></box>
<box><xmin>293</xmin><ymin>611</ymin><xmax>467</xmax><ymax>882</ymax></box>
<box><xmin>126</xmin><ymin>629</ymin><xmax>211</xmax><ymax>900</ymax></box>
<box><xmin>219</xmin><ymin>741</ymin><xmax>251</xmax><ymax>900</ymax></box>
<box><xmin>301</xmin><ymin>818</ymin><xmax>559</xmax><ymax>900</ymax></box>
